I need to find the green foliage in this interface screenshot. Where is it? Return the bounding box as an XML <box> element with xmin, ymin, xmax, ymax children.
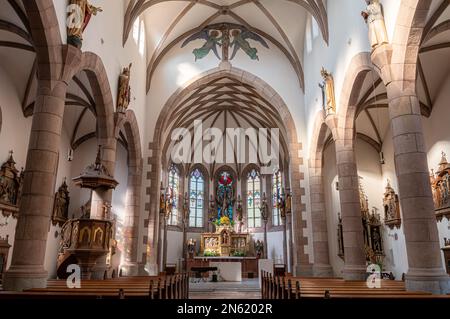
<box><xmin>232</xmin><ymin>251</ymin><xmax>246</xmax><ymax>257</ymax></box>
<box><xmin>203</xmin><ymin>251</ymin><xmax>220</xmax><ymax>257</ymax></box>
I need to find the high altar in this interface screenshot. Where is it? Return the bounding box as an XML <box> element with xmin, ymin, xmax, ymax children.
<box><xmin>201</xmin><ymin>224</ymin><xmax>249</xmax><ymax>257</ymax></box>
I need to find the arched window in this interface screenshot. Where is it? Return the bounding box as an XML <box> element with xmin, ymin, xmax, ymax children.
<box><xmin>189</xmin><ymin>168</ymin><xmax>204</xmax><ymax>228</ymax></box>
<box><xmin>216</xmin><ymin>170</ymin><xmax>234</xmax><ymax>220</ymax></box>
<box><xmin>247</xmin><ymin>169</ymin><xmax>261</xmax><ymax>228</ymax></box>
<box><xmin>168</xmin><ymin>165</ymin><xmax>180</xmax><ymax>226</ymax></box>
<box><xmin>272</xmin><ymin>170</ymin><xmax>282</xmax><ymax>226</ymax></box>
<box><xmin>132</xmin><ymin>17</ymin><xmax>140</xmax><ymax>43</ymax></box>
<box><xmin>139</xmin><ymin>21</ymin><xmax>146</xmax><ymax>56</ymax></box>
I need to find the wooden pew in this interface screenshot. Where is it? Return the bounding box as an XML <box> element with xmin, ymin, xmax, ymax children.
<box><xmin>0</xmin><ymin>273</ymin><xmax>190</xmax><ymax>300</ymax></box>
<box><xmin>261</xmin><ymin>272</ymin><xmax>449</xmax><ymax>300</ymax></box>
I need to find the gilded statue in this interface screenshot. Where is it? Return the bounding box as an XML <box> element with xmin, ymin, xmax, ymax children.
<box><xmin>67</xmin><ymin>0</ymin><xmax>102</xmax><ymax>49</ymax></box>
<box><xmin>320</xmin><ymin>67</ymin><xmax>336</xmax><ymax>115</ymax></box>
<box><xmin>117</xmin><ymin>63</ymin><xmax>132</xmax><ymax>112</ymax></box>
<box><xmin>361</xmin><ymin>0</ymin><xmax>389</xmax><ymax>49</ymax></box>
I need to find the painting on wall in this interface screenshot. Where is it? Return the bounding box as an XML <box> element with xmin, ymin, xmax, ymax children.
<box><xmin>182</xmin><ymin>23</ymin><xmax>269</xmax><ymax>63</ymax></box>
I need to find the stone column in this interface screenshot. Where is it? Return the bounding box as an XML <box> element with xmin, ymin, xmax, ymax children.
<box><xmin>121</xmin><ymin>159</ymin><xmax>142</xmax><ymax>276</ymax></box>
<box><xmin>387</xmin><ymin>89</ymin><xmax>449</xmax><ymax>294</ymax></box>
<box><xmin>157</xmin><ymin>211</ymin><xmax>164</xmax><ymax>271</ymax></box>
<box><xmin>3</xmin><ymin>81</ymin><xmax>68</xmax><ymax>291</ymax></box>
<box><xmin>335</xmin><ymin>140</ymin><xmax>367</xmax><ymax>280</ymax></box>
<box><xmin>286</xmin><ymin>211</ymin><xmax>294</xmax><ymax>273</ymax></box>
<box><xmin>309</xmin><ymin>168</ymin><xmax>333</xmax><ymax>277</ymax></box>
<box><xmin>281</xmin><ymin>215</ymin><xmax>288</xmax><ymax>268</ymax></box>
<box><xmin>162</xmin><ymin>216</ymin><xmax>169</xmax><ymax>271</ymax></box>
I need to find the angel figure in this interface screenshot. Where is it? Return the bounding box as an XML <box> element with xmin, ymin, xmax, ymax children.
<box><xmin>182</xmin><ymin>29</ymin><xmax>222</xmax><ymax>61</ymax></box>
<box><xmin>230</xmin><ymin>28</ymin><xmax>269</xmax><ymax>61</ymax></box>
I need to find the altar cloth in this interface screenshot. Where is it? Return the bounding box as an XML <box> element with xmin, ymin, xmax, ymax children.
<box><xmin>210</xmin><ymin>262</ymin><xmax>242</xmax><ymax>282</ymax></box>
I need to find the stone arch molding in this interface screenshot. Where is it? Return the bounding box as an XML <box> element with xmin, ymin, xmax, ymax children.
<box><xmin>308</xmin><ymin>52</ymin><xmax>376</xmax><ymax>278</ymax></box>
<box><xmin>116</xmin><ymin>109</ymin><xmax>144</xmax><ymax>276</ymax></box>
<box><xmin>146</xmin><ymin>66</ymin><xmax>310</xmax><ymax>274</ymax></box>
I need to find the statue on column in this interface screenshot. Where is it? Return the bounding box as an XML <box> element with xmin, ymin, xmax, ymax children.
<box><xmin>67</xmin><ymin>0</ymin><xmax>103</xmax><ymax>49</ymax></box>
<box><xmin>320</xmin><ymin>68</ymin><xmax>336</xmax><ymax>115</ymax></box>
<box><xmin>254</xmin><ymin>240</ymin><xmax>264</xmax><ymax>259</ymax></box>
<box><xmin>361</xmin><ymin>0</ymin><xmax>389</xmax><ymax>49</ymax></box>
<box><xmin>117</xmin><ymin>64</ymin><xmax>132</xmax><ymax>112</ymax></box>
<box><xmin>236</xmin><ymin>195</ymin><xmax>243</xmax><ymax>232</ymax></box>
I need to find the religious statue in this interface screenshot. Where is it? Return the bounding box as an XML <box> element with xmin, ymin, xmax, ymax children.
<box><xmin>236</xmin><ymin>195</ymin><xmax>243</xmax><ymax>232</ymax></box>
<box><xmin>383</xmin><ymin>180</ymin><xmax>401</xmax><ymax>229</ymax></box>
<box><xmin>67</xmin><ymin>0</ymin><xmax>103</xmax><ymax>49</ymax></box>
<box><xmin>430</xmin><ymin>151</ymin><xmax>450</xmax><ymax>220</ymax></box>
<box><xmin>361</xmin><ymin>0</ymin><xmax>389</xmax><ymax>49</ymax></box>
<box><xmin>208</xmin><ymin>195</ymin><xmax>215</xmax><ymax>221</ymax></box>
<box><xmin>222</xmin><ymin>230</ymin><xmax>230</xmax><ymax>245</ymax></box>
<box><xmin>260</xmin><ymin>194</ymin><xmax>269</xmax><ymax>224</ymax></box>
<box><xmin>102</xmin><ymin>202</ymin><xmax>112</xmax><ymax>220</ymax></box>
<box><xmin>52</xmin><ymin>179</ymin><xmax>70</xmax><ymax>227</ymax></box>
<box><xmin>320</xmin><ymin>67</ymin><xmax>336</xmax><ymax>115</ymax></box>
<box><xmin>254</xmin><ymin>240</ymin><xmax>264</xmax><ymax>259</ymax></box>
<box><xmin>159</xmin><ymin>190</ymin><xmax>166</xmax><ymax>215</ymax></box>
<box><xmin>187</xmin><ymin>238</ymin><xmax>196</xmax><ymax>258</ymax></box>
<box><xmin>372</xmin><ymin>227</ymin><xmax>382</xmax><ymax>253</ymax></box>
<box><xmin>337</xmin><ymin>213</ymin><xmax>344</xmax><ymax>259</ymax></box>
<box><xmin>230</xmin><ymin>27</ymin><xmax>269</xmax><ymax>61</ymax></box>
<box><xmin>0</xmin><ymin>151</ymin><xmax>23</xmax><ymax>217</ymax></box>
<box><xmin>117</xmin><ymin>63</ymin><xmax>132</xmax><ymax>112</ymax></box>
<box><xmin>285</xmin><ymin>190</ymin><xmax>292</xmax><ymax>215</ymax></box>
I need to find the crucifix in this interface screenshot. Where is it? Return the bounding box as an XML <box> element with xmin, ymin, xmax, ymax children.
<box><xmin>219</xmin><ymin>24</ymin><xmax>231</xmax><ymax>62</ymax></box>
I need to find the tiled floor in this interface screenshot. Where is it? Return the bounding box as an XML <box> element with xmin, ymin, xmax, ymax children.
<box><xmin>189</xmin><ymin>279</ymin><xmax>262</xmax><ymax>299</ymax></box>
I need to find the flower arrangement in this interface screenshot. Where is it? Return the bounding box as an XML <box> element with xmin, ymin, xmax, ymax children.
<box><xmin>232</xmin><ymin>250</ymin><xmax>246</xmax><ymax>257</ymax></box>
<box><xmin>204</xmin><ymin>251</ymin><xmax>220</xmax><ymax>257</ymax></box>
<box><xmin>213</xmin><ymin>216</ymin><xmax>235</xmax><ymax>227</ymax></box>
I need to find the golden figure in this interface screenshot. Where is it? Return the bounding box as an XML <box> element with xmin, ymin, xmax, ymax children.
<box><xmin>117</xmin><ymin>64</ymin><xmax>132</xmax><ymax>112</ymax></box>
<box><xmin>67</xmin><ymin>0</ymin><xmax>103</xmax><ymax>49</ymax></box>
<box><xmin>320</xmin><ymin>67</ymin><xmax>336</xmax><ymax>114</ymax></box>
<box><xmin>361</xmin><ymin>0</ymin><xmax>389</xmax><ymax>49</ymax></box>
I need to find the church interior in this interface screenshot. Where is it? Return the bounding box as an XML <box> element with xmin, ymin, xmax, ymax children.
<box><xmin>0</xmin><ymin>0</ymin><xmax>450</xmax><ymax>301</ymax></box>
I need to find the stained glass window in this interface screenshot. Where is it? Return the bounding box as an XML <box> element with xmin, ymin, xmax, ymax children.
<box><xmin>168</xmin><ymin>165</ymin><xmax>180</xmax><ymax>226</ymax></box>
<box><xmin>247</xmin><ymin>169</ymin><xmax>261</xmax><ymax>228</ymax></box>
<box><xmin>272</xmin><ymin>170</ymin><xmax>282</xmax><ymax>226</ymax></box>
<box><xmin>189</xmin><ymin>168</ymin><xmax>204</xmax><ymax>228</ymax></box>
<box><xmin>217</xmin><ymin>171</ymin><xmax>234</xmax><ymax>220</ymax></box>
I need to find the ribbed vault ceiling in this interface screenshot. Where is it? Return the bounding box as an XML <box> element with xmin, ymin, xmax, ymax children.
<box><xmin>124</xmin><ymin>0</ymin><xmax>329</xmax><ymax>92</ymax></box>
<box><xmin>162</xmin><ymin>75</ymin><xmax>289</xmax><ymax>177</ymax></box>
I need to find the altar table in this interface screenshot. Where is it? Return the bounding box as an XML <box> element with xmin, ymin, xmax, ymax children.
<box><xmin>187</xmin><ymin>257</ymin><xmax>259</xmax><ymax>280</ymax></box>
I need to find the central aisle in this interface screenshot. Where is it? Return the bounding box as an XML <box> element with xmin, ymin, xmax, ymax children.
<box><xmin>189</xmin><ymin>279</ymin><xmax>261</xmax><ymax>299</ymax></box>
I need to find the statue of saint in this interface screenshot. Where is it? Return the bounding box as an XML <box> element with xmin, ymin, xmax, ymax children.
<box><xmin>254</xmin><ymin>240</ymin><xmax>264</xmax><ymax>259</ymax></box>
<box><xmin>187</xmin><ymin>238</ymin><xmax>196</xmax><ymax>258</ymax></box>
<box><xmin>52</xmin><ymin>180</ymin><xmax>70</xmax><ymax>226</ymax></box>
<box><xmin>361</xmin><ymin>0</ymin><xmax>389</xmax><ymax>49</ymax></box>
<box><xmin>320</xmin><ymin>68</ymin><xmax>336</xmax><ymax>114</ymax></box>
<box><xmin>117</xmin><ymin>64</ymin><xmax>132</xmax><ymax>112</ymax></box>
<box><xmin>67</xmin><ymin>0</ymin><xmax>103</xmax><ymax>49</ymax></box>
